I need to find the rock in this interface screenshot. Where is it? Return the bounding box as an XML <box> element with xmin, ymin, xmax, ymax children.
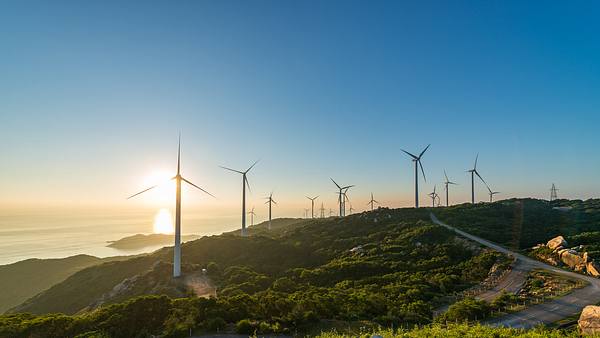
<box><xmin>547</xmin><ymin>236</ymin><xmax>567</xmax><ymax>250</ymax></box>
<box><xmin>587</xmin><ymin>261</ymin><xmax>600</xmax><ymax>277</ymax></box>
<box><xmin>560</xmin><ymin>249</ymin><xmax>587</xmax><ymax>271</ymax></box>
<box><xmin>543</xmin><ymin>257</ymin><xmax>559</xmax><ymax>266</ymax></box>
<box><xmin>584</xmin><ymin>252</ymin><xmax>590</xmax><ymax>263</ymax></box>
<box><xmin>579</xmin><ymin>305</ymin><xmax>600</xmax><ymax>335</ymax></box>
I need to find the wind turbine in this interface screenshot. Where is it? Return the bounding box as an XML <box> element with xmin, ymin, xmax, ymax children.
<box><xmin>127</xmin><ymin>135</ymin><xmax>214</xmax><ymax>278</ymax></box>
<box><xmin>306</xmin><ymin>195</ymin><xmax>319</xmax><ymax>218</ymax></box>
<box><xmin>467</xmin><ymin>154</ymin><xmax>486</xmax><ymax>204</ymax></box>
<box><xmin>428</xmin><ymin>185</ymin><xmax>439</xmax><ymax>207</ymax></box>
<box><xmin>319</xmin><ymin>202</ymin><xmax>325</xmax><ymax>218</ymax></box>
<box><xmin>220</xmin><ymin>160</ymin><xmax>259</xmax><ymax>236</ymax></box>
<box><xmin>248</xmin><ymin>206</ymin><xmax>256</xmax><ymax>226</ymax></box>
<box><xmin>331</xmin><ymin>178</ymin><xmax>354</xmax><ymax>216</ymax></box>
<box><xmin>486</xmin><ymin>185</ymin><xmax>500</xmax><ymax>203</ymax></box>
<box><xmin>401</xmin><ymin>145</ymin><xmax>430</xmax><ymax>208</ymax></box>
<box><xmin>367</xmin><ymin>192</ymin><xmax>380</xmax><ymax>211</ymax></box>
<box><xmin>443</xmin><ymin>170</ymin><xmax>458</xmax><ymax>207</ymax></box>
<box><xmin>264</xmin><ymin>192</ymin><xmax>277</xmax><ymax>230</ymax></box>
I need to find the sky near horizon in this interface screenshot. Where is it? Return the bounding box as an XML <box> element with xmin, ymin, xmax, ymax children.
<box><xmin>1</xmin><ymin>1</ymin><xmax>600</xmax><ymax>220</ymax></box>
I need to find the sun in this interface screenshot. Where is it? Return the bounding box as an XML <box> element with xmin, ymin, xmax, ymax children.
<box><xmin>141</xmin><ymin>170</ymin><xmax>176</xmax><ymax>204</ymax></box>
<box><xmin>153</xmin><ymin>208</ymin><xmax>174</xmax><ymax>234</ymax></box>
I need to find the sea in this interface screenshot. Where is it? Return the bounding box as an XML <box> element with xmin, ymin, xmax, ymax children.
<box><xmin>0</xmin><ymin>207</ymin><xmax>240</xmax><ymax>266</ymax></box>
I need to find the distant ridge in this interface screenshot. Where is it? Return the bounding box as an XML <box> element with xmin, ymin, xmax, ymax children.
<box><xmin>107</xmin><ymin>233</ymin><xmax>201</xmax><ymax>250</ymax></box>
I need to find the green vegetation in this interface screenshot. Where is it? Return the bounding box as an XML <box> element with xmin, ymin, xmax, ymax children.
<box><xmin>435</xmin><ymin>198</ymin><xmax>600</xmax><ymax>249</ymax></box>
<box><xmin>0</xmin><ymin>254</ymin><xmax>132</xmax><ymax>313</ymax></box>
<box><xmin>435</xmin><ymin>269</ymin><xmax>586</xmax><ymax>323</ymax></box>
<box><xmin>314</xmin><ymin>323</ymin><xmax>596</xmax><ymax>337</ymax></box>
<box><xmin>5</xmin><ymin>199</ymin><xmax>600</xmax><ymax>337</ymax></box>
<box><xmin>2</xmin><ymin>209</ymin><xmax>505</xmax><ymax>336</ymax></box>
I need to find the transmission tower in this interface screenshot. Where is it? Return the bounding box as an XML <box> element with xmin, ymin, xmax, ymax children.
<box><xmin>550</xmin><ymin>183</ymin><xmax>558</xmax><ymax>201</ymax></box>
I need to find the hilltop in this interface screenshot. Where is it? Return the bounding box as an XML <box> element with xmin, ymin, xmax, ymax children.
<box><xmin>4</xmin><ymin>207</ymin><xmax>503</xmax><ymax>337</ymax></box>
<box><xmin>4</xmin><ymin>199</ymin><xmax>600</xmax><ymax>337</ymax></box>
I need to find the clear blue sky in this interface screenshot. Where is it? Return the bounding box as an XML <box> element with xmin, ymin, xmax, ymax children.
<box><xmin>1</xmin><ymin>1</ymin><xmax>599</xmax><ymax>214</ymax></box>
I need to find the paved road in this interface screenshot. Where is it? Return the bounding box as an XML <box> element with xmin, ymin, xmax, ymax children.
<box><xmin>477</xmin><ymin>259</ymin><xmax>530</xmax><ymax>302</ymax></box>
<box><xmin>430</xmin><ymin>213</ymin><xmax>600</xmax><ymax>328</ymax></box>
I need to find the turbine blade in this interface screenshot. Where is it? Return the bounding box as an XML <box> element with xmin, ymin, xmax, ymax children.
<box><xmin>272</xmin><ymin>199</ymin><xmax>277</xmax><ymax>205</ymax></box>
<box><xmin>245</xmin><ymin>159</ymin><xmax>260</xmax><ymax>173</ymax></box>
<box><xmin>419</xmin><ymin>160</ymin><xmax>426</xmax><ymax>182</ymax></box>
<box><xmin>181</xmin><ymin>177</ymin><xmax>216</xmax><ymax>198</ymax></box>
<box><xmin>418</xmin><ymin>144</ymin><xmax>431</xmax><ymax>158</ymax></box>
<box><xmin>330</xmin><ymin>178</ymin><xmax>341</xmax><ymax>189</ymax></box>
<box><xmin>127</xmin><ymin>185</ymin><xmax>159</xmax><ymax>199</ymax></box>
<box><xmin>244</xmin><ymin>176</ymin><xmax>252</xmax><ymax>194</ymax></box>
<box><xmin>444</xmin><ymin>170</ymin><xmax>449</xmax><ymax>183</ymax></box>
<box><xmin>220</xmin><ymin>166</ymin><xmax>243</xmax><ymax>174</ymax></box>
<box><xmin>177</xmin><ymin>133</ymin><xmax>181</xmax><ymax>175</ymax></box>
<box><xmin>401</xmin><ymin>149</ymin><xmax>418</xmax><ymax>159</ymax></box>
<box><xmin>475</xmin><ymin>170</ymin><xmax>487</xmax><ymax>186</ymax></box>
<box><xmin>474</xmin><ymin>154</ymin><xmax>479</xmax><ymax>170</ymax></box>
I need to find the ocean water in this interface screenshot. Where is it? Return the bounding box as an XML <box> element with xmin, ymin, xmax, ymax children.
<box><xmin>0</xmin><ymin>207</ymin><xmax>239</xmax><ymax>265</ymax></box>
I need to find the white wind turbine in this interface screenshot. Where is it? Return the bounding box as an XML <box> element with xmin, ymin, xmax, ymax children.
<box><xmin>220</xmin><ymin>160</ymin><xmax>259</xmax><ymax>236</ymax></box>
<box><xmin>127</xmin><ymin>135</ymin><xmax>214</xmax><ymax>278</ymax></box>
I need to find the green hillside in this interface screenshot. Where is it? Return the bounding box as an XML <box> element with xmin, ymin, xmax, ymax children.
<box><xmin>434</xmin><ymin>198</ymin><xmax>600</xmax><ymax>250</ymax></box>
<box><xmin>5</xmin><ymin>200</ymin><xmax>599</xmax><ymax>337</ymax></box>
<box><xmin>3</xmin><ymin>207</ymin><xmax>504</xmax><ymax>337</ymax></box>
<box><xmin>0</xmin><ymin>255</ymin><xmax>131</xmax><ymax>314</ymax></box>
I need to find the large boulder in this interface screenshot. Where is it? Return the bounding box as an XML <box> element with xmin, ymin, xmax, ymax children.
<box><xmin>579</xmin><ymin>305</ymin><xmax>600</xmax><ymax>335</ymax></box>
<box><xmin>547</xmin><ymin>236</ymin><xmax>567</xmax><ymax>251</ymax></box>
<box><xmin>587</xmin><ymin>261</ymin><xmax>600</xmax><ymax>277</ymax></box>
<box><xmin>560</xmin><ymin>249</ymin><xmax>587</xmax><ymax>271</ymax></box>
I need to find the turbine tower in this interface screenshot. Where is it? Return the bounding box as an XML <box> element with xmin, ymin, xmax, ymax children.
<box><xmin>264</xmin><ymin>192</ymin><xmax>277</xmax><ymax>230</ymax></box>
<box><xmin>127</xmin><ymin>135</ymin><xmax>214</xmax><ymax>278</ymax></box>
<box><xmin>428</xmin><ymin>185</ymin><xmax>439</xmax><ymax>207</ymax></box>
<box><xmin>443</xmin><ymin>170</ymin><xmax>458</xmax><ymax>207</ymax></box>
<box><xmin>367</xmin><ymin>192</ymin><xmax>380</xmax><ymax>211</ymax></box>
<box><xmin>486</xmin><ymin>185</ymin><xmax>500</xmax><ymax>203</ymax></box>
<box><xmin>331</xmin><ymin>178</ymin><xmax>354</xmax><ymax>216</ymax></box>
<box><xmin>306</xmin><ymin>195</ymin><xmax>319</xmax><ymax>218</ymax></box>
<box><xmin>467</xmin><ymin>154</ymin><xmax>486</xmax><ymax>204</ymax></box>
<box><xmin>401</xmin><ymin>145</ymin><xmax>430</xmax><ymax>208</ymax></box>
<box><xmin>220</xmin><ymin>160</ymin><xmax>259</xmax><ymax>236</ymax></box>
<box><xmin>550</xmin><ymin>183</ymin><xmax>559</xmax><ymax>201</ymax></box>
<box><xmin>248</xmin><ymin>206</ymin><xmax>256</xmax><ymax>226</ymax></box>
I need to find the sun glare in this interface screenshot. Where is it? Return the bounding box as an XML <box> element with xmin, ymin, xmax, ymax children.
<box><xmin>142</xmin><ymin>170</ymin><xmax>175</xmax><ymax>204</ymax></box>
<box><xmin>153</xmin><ymin>208</ymin><xmax>174</xmax><ymax>234</ymax></box>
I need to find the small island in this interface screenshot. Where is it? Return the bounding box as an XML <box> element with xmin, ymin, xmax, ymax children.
<box><xmin>107</xmin><ymin>234</ymin><xmax>200</xmax><ymax>250</ymax></box>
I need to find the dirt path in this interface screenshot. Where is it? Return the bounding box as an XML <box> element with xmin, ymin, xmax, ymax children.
<box><xmin>183</xmin><ymin>272</ymin><xmax>217</xmax><ymax>298</ymax></box>
<box><xmin>431</xmin><ymin>213</ymin><xmax>600</xmax><ymax>328</ymax></box>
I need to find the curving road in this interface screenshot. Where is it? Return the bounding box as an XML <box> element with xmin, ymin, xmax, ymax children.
<box><xmin>430</xmin><ymin>213</ymin><xmax>600</xmax><ymax>328</ymax></box>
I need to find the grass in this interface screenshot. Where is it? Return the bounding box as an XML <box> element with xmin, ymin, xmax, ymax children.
<box><xmin>313</xmin><ymin>323</ymin><xmax>596</xmax><ymax>338</ymax></box>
